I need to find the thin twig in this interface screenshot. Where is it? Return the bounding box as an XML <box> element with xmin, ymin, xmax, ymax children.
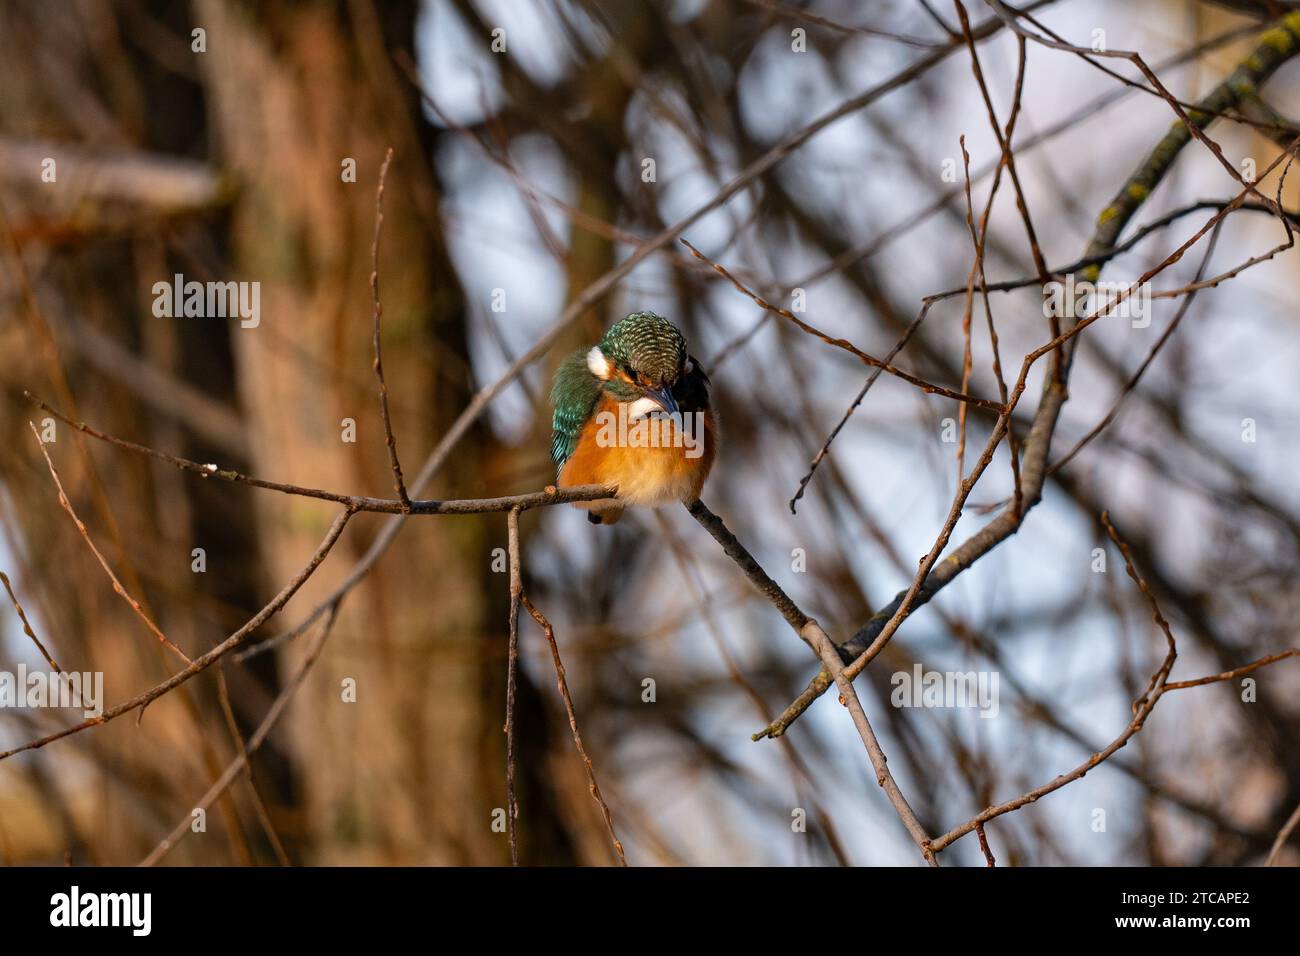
<box><xmin>1162</xmin><ymin>649</ymin><xmax>1299</xmax><ymax>691</ymax></box>
<box><xmin>505</xmin><ymin>506</ymin><xmax>521</xmax><ymax>866</ymax></box>
<box><xmin>955</xmin><ymin>134</ymin><xmax>978</xmax><ymax>486</ymax></box>
<box><xmin>1267</xmin><ymin>800</ymin><xmax>1300</xmax><ymax>866</ymax></box>
<box><xmin>955</xmin><ymin>4</ymin><xmax>1028</xmax><ymax>503</ymax></box>
<box><xmin>0</xmin><ymin>508</ymin><xmax>354</xmax><ymax>762</ymax></box>
<box><xmin>27</xmin><ymin>391</ymin><xmax>614</xmax><ymax>516</ymax></box>
<box><xmin>787</xmin><ymin>299</ymin><xmax>939</xmax><ymax>513</ymax></box>
<box><xmin>741</xmin><ymin>0</ymin><xmax>945</xmax><ymax>49</ymax></box>
<box><xmin>140</xmin><ymin>601</ymin><xmax>342</xmax><ymax>865</ymax></box>
<box><xmin>679</xmin><ymin>239</ymin><xmax>1003</xmax><ymax>413</ymax></box>
<box><xmin>975</xmin><ymin>822</ymin><xmax>995</xmax><ymax>866</ymax></box>
<box><xmin>521</xmin><ymin>593</ymin><xmax>628</xmax><ymax>866</ymax></box>
<box><xmin>213</xmin><ymin>664</ymin><xmax>292</xmax><ymax>866</ymax></box>
<box><xmin>29</xmin><ymin>422</ymin><xmax>191</xmax><ymax>665</ymax></box>
<box><xmin>1</xmin><ymin>568</ymin><xmax>60</xmax><ymax>672</ymax></box>
<box><xmin>369</xmin><ymin>146</ymin><xmax>411</xmax><ymax>512</ymax></box>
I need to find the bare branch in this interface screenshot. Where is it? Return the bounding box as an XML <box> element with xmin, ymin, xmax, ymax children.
<box><xmin>369</xmin><ymin>146</ymin><xmax>411</xmax><ymax>512</ymax></box>
<box><xmin>505</xmin><ymin>506</ymin><xmax>521</xmax><ymax>866</ymax></box>
<box><xmin>0</xmin><ymin>567</ymin><xmax>60</xmax><ymax>672</ymax></box>
<box><xmin>522</xmin><ymin>594</ymin><xmax>628</xmax><ymax>867</ymax></box>
<box><xmin>139</xmin><ymin>601</ymin><xmax>342</xmax><ymax>866</ymax></box>
<box><xmin>0</xmin><ymin>507</ymin><xmax>354</xmax><ymax>763</ymax></box>
<box><xmin>29</xmin><ymin>421</ymin><xmax>191</xmax><ymax>665</ymax></box>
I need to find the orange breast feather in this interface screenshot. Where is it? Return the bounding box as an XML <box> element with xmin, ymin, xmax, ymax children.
<box><xmin>559</xmin><ymin>395</ymin><xmax>716</xmax><ymax>508</ymax></box>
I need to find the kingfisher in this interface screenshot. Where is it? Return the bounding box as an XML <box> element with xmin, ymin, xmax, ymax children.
<box><xmin>551</xmin><ymin>311</ymin><xmax>717</xmax><ymax>524</ymax></box>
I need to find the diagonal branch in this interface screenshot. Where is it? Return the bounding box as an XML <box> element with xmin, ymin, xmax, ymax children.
<box><xmin>685</xmin><ymin>499</ymin><xmax>932</xmax><ymax>860</ymax></box>
<box><xmin>139</xmin><ymin>601</ymin><xmax>342</xmax><ymax>866</ymax></box>
<box><xmin>807</xmin><ymin>622</ymin><xmax>937</xmax><ymax>865</ymax></box>
<box><xmin>29</xmin><ymin>422</ymin><xmax>191</xmax><ymax>665</ymax></box>
<box><xmin>1</xmin><ymin>568</ymin><xmax>60</xmax><ymax>672</ymax></box>
<box><xmin>0</xmin><ymin>507</ymin><xmax>355</xmax><ymax>763</ymax></box>
<box><xmin>522</xmin><ymin>593</ymin><xmax>628</xmax><ymax>867</ymax></box>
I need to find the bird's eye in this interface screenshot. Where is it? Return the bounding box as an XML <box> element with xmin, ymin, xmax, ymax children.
<box><xmin>625</xmin><ymin>367</ymin><xmax>641</xmax><ymax>385</ymax></box>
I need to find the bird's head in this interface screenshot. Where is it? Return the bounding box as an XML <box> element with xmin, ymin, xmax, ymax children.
<box><xmin>585</xmin><ymin>311</ymin><xmax>690</xmax><ymax>417</ymax></box>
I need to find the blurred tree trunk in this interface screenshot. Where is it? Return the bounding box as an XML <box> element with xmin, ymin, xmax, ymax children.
<box><xmin>193</xmin><ymin>0</ymin><xmax>572</xmax><ymax>864</ymax></box>
<box><xmin>0</xmin><ymin>0</ymin><xmax>586</xmax><ymax>865</ymax></box>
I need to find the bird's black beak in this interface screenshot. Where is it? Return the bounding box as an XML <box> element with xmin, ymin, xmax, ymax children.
<box><xmin>646</xmin><ymin>385</ymin><xmax>679</xmax><ymax>415</ymax></box>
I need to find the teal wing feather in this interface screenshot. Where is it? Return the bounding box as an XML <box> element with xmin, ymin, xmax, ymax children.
<box><xmin>550</xmin><ymin>350</ymin><xmax>602</xmax><ymax>471</ymax></box>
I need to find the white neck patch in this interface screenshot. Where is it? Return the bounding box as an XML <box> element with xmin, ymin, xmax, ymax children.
<box><xmin>586</xmin><ymin>346</ymin><xmax>612</xmax><ymax>379</ymax></box>
<box><xmin>625</xmin><ymin>396</ymin><xmax>661</xmax><ymax>422</ymax></box>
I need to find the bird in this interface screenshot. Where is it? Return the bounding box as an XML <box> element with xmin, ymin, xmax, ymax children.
<box><xmin>551</xmin><ymin>311</ymin><xmax>717</xmax><ymax>525</ymax></box>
